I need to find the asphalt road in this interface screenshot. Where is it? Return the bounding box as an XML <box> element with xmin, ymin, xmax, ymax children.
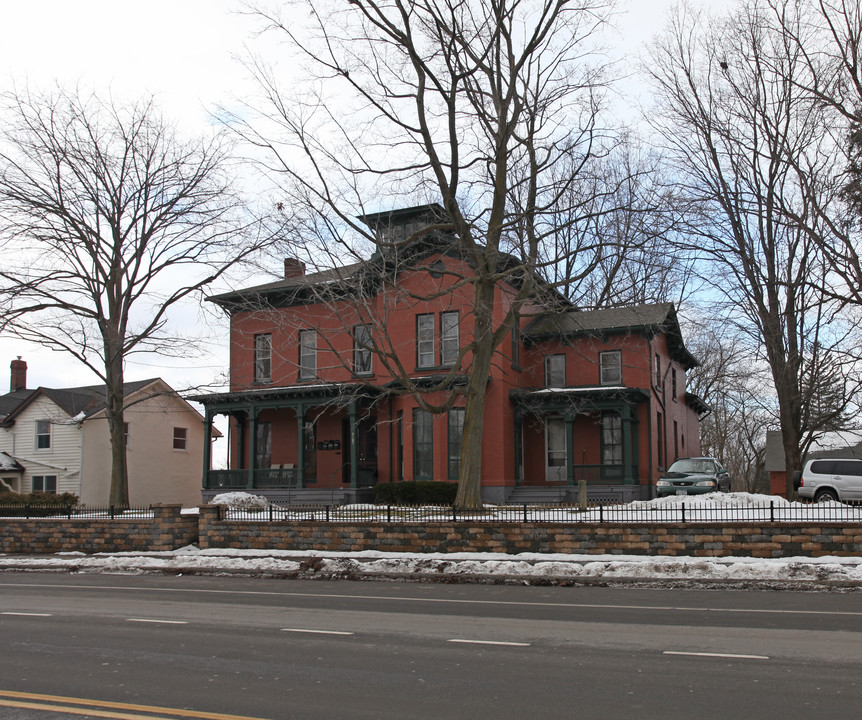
<box><xmin>1</xmin><ymin>573</ymin><xmax>861</xmax><ymax>719</ymax></box>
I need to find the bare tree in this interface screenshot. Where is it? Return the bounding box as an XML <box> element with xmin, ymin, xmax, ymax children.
<box><xmin>0</xmin><ymin>87</ymin><xmax>266</xmax><ymax>506</ymax></box>
<box><xmin>646</xmin><ymin>1</ymin><xmax>861</xmax><ymax>497</ymax></box>
<box><xmin>762</xmin><ymin>1</ymin><xmax>862</xmax><ymax>304</ymax></box>
<box><xmin>232</xmin><ymin>0</ymin><xmax>623</xmax><ymax>509</ymax></box>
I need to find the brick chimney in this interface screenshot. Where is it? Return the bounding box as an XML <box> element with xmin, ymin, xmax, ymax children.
<box><xmin>10</xmin><ymin>357</ymin><xmax>26</xmax><ymax>392</ymax></box>
<box><xmin>284</xmin><ymin>257</ymin><xmax>306</xmax><ymax>279</ymax></box>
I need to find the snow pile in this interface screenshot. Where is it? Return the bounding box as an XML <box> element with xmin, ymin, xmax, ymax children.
<box><xmin>210</xmin><ymin>492</ymin><xmax>269</xmax><ymax>510</ymax></box>
<box><xmin>629</xmin><ymin>492</ymin><xmax>794</xmax><ymax>508</ymax></box>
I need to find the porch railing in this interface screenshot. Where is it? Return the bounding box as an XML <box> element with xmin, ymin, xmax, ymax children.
<box><xmin>205</xmin><ymin>468</ymin><xmax>307</xmax><ymax>490</ymax></box>
<box><xmin>570</xmin><ymin>464</ymin><xmax>636</xmax><ymax>485</ymax></box>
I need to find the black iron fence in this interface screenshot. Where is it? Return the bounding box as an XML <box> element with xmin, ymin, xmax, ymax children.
<box><xmin>218</xmin><ymin>500</ymin><xmax>862</xmax><ymax>524</ymax></box>
<box><xmin>0</xmin><ymin>505</ymin><xmax>156</xmax><ymax>520</ymax></box>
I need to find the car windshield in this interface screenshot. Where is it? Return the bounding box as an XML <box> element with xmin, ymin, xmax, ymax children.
<box><xmin>668</xmin><ymin>459</ymin><xmax>714</xmax><ymax>474</ymax></box>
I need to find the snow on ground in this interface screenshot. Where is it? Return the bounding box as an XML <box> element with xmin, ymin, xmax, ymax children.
<box><xmin>1</xmin><ymin>547</ymin><xmax>862</xmax><ymax>589</ymax></box>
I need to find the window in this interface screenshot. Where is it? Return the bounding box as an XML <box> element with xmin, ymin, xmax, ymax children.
<box><xmin>353</xmin><ymin>324</ymin><xmax>373</xmax><ymax>375</ymax></box>
<box><xmin>255</xmin><ymin>421</ymin><xmax>272</xmax><ymax>469</ymax></box>
<box><xmin>599</xmin><ymin>350</ymin><xmax>622</xmax><ymax>386</ymax></box>
<box><xmin>602</xmin><ymin>412</ymin><xmax>622</xmax><ymax>465</ymax></box>
<box><xmin>416</xmin><ymin>314</ymin><xmax>435</xmax><ymax>368</ymax></box>
<box><xmin>655</xmin><ymin>353</ymin><xmax>662</xmax><ymax>389</ymax></box>
<box><xmin>413</xmin><ymin>409</ymin><xmax>433</xmax><ymax>479</ymax></box>
<box><xmin>657</xmin><ymin>411</ymin><xmax>664</xmax><ymax>469</ymax></box>
<box><xmin>440</xmin><ymin>311</ymin><xmax>460</xmax><ymax>366</ymax></box>
<box><xmin>32</xmin><ymin>475</ymin><xmax>57</xmax><ymax>493</ymax></box>
<box><xmin>545</xmin><ymin>355</ymin><xmax>566</xmax><ymax>387</ymax></box>
<box><xmin>35</xmin><ymin>419</ymin><xmax>51</xmax><ymax>450</ymax></box>
<box><xmin>173</xmin><ymin>427</ymin><xmax>188</xmax><ymax>451</ymax></box>
<box><xmin>254</xmin><ymin>334</ymin><xmax>272</xmax><ymax>383</ymax></box>
<box><xmin>448</xmin><ymin>408</ymin><xmax>465</xmax><ymax>480</ymax></box>
<box><xmin>299</xmin><ymin>329</ymin><xmax>317</xmax><ymax>379</ymax></box>
<box><xmin>671</xmin><ymin>368</ymin><xmax>678</xmax><ymax>401</ymax></box>
<box><xmin>673</xmin><ymin>420</ymin><xmax>679</xmax><ymax>460</ymax></box>
<box><xmin>124</xmin><ymin>422</ymin><xmax>129</xmax><ymax>448</ymax></box>
<box><xmin>511</xmin><ymin>315</ymin><xmax>521</xmax><ymax>368</ymax></box>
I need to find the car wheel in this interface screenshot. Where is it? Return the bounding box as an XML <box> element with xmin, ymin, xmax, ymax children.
<box><xmin>814</xmin><ymin>488</ymin><xmax>839</xmax><ymax>503</ymax></box>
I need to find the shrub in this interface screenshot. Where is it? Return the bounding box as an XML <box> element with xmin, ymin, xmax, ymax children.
<box><xmin>374</xmin><ymin>481</ymin><xmax>458</xmax><ymax>505</ymax></box>
<box><xmin>0</xmin><ymin>491</ymin><xmax>79</xmax><ymax>506</ymax></box>
<box><xmin>0</xmin><ymin>491</ymin><xmax>80</xmax><ymax>517</ymax></box>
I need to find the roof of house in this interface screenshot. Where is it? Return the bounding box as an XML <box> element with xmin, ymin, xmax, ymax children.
<box><xmin>0</xmin><ymin>388</ymin><xmax>36</xmax><ymax>419</ymax></box>
<box><xmin>0</xmin><ymin>378</ymin><xmax>161</xmax><ymax>426</ymax></box>
<box><xmin>764</xmin><ymin>429</ymin><xmax>862</xmax><ymax>471</ymax></box>
<box><xmin>0</xmin><ymin>451</ymin><xmax>24</xmax><ymax>472</ymax></box>
<box><xmin>523</xmin><ymin>303</ymin><xmax>699</xmax><ymax>369</ymax></box>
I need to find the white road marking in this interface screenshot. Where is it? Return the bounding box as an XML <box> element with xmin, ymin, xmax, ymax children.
<box><xmin>448</xmin><ymin>639</ymin><xmax>531</xmax><ymax>647</ymax></box>
<box><xmin>1</xmin><ymin>611</ymin><xmax>52</xmax><ymax>617</ymax></box>
<box><xmin>125</xmin><ymin>618</ymin><xmax>188</xmax><ymax>624</ymax></box>
<box><xmin>3</xmin><ymin>582</ymin><xmax>861</xmax><ymax>618</ymax></box>
<box><xmin>281</xmin><ymin>628</ymin><xmax>354</xmax><ymax>635</ymax></box>
<box><xmin>663</xmin><ymin>651</ymin><xmax>769</xmax><ymax>660</ymax></box>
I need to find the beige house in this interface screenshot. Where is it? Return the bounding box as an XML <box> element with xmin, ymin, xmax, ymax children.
<box><xmin>0</xmin><ymin>360</ymin><xmax>214</xmax><ymax>507</ymax></box>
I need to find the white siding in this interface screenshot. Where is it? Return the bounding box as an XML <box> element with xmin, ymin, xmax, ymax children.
<box><xmin>0</xmin><ymin>396</ymin><xmax>82</xmax><ymax>495</ymax></box>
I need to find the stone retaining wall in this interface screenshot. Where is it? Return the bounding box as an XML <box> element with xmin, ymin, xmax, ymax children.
<box><xmin>197</xmin><ymin>505</ymin><xmax>862</xmax><ymax>558</ymax></box>
<box><xmin>2</xmin><ymin>504</ymin><xmax>862</xmax><ymax>557</ymax></box>
<box><xmin>0</xmin><ymin>505</ymin><xmax>197</xmax><ymax>554</ymax></box>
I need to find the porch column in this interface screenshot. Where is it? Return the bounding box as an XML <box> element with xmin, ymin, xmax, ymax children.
<box><xmin>621</xmin><ymin>404</ymin><xmax>634</xmax><ymax>484</ymax></box>
<box><xmin>248</xmin><ymin>405</ymin><xmax>258</xmax><ymax>489</ymax></box>
<box><xmin>201</xmin><ymin>410</ymin><xmax>213</xmax><ymax>489</ymax></box>
<box><xmin>296</xmin><ymin>403</ymin><xmax>305</xmax><ymax>488</ymax></box>
<box><xmin>564</xmin><ymin>414</ymin><xmax>575</xmax><ymax>486</ymax></box>
<box><xmin>349</xmin><ymin>401</ymin><xmax>359</xmax><ymax>489</ymax></box>
<box><xmin>513</xmin><ymin>408</ymin><xmax>523</xmax><ymax>486</ymax></box>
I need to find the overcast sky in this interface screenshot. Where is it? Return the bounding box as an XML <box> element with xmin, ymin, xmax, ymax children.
<box><xmin>0</xmin><ymin>0</ymin><xmax>712</xmax><ymax>394</ymax></box>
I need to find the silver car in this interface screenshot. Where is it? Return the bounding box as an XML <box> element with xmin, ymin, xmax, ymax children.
<box><xmin>796</xmin><ymin>458</ymin><xmax>862</xmax><ymax>502</ymax></box>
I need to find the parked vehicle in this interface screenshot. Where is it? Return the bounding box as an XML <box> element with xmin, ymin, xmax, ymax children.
<box><xmin>655</xmin><ymin>457</ymin><xmax>731</xmax><ymax>497</ymax></box>
<box><xmin>796</xmin><ymin>458</ymin><xmax>862</xmax><ymax>503</ymax></box>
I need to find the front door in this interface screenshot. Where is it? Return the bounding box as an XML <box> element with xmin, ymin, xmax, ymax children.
<box><xmin>545</xmin><ymin>417</ymin><xmax>566</xmax><ymax>483</ymax></box>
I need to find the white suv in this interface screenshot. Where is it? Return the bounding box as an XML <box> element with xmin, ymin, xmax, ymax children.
<box><xmin>796</xmin><ymin>458</ymin><xmax>862</xmax><ymax>502</ymax></box>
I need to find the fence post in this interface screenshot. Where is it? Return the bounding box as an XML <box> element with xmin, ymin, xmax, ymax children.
<box><xmin>269</xmin><ymin>504</ymin><xmax>274</xmax><ymax>522</ymax></box>
<box><xmin>387</xmin><ymin>505</ymin><xmax>392</xmax><ymax>522</ymax></box>
<box><xmin>600</xmin><ymin>503</ymin><xmax>604</xmax><ymax>523</ymax></box>
<box><xmin>452</xmin><ymin>504</ymin><xmax>457</xmax><ymax>522</ymax></box>
<box><xmin>523</xmin><ymin>503</ymin><xmax>528</xmax><ymax>523</ymax></box>
<box><xmin>110</xmin><ymin>505</ymin><xmax>115</xmax><ymax>520</ymax></box>
<box><xmin>770</xmin><ymin>501</ymin><xmax>774</xmax><ymax>523</ymax></box>
<box><xmin>681</xmin><ymin>502</ymin><xmax>686</xmax><ymax>524</ymax></box>
<box><xmin>67</xmin><ymin>504</ymin><xmax>72</xmax><ymax>520</ymax></box>
<box><xmin>326</xmin><ymin>505</ymin><xmax>330</xmax><ymax>522</ymax></box>
<box><xmin>26</xmin><ymin>504</ymin><xmax>30</xmax><ymax>520</ymax></box>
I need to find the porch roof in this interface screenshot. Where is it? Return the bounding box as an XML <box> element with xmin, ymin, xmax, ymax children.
<box><xmin>189</xmin><ymin>382</ymin><xmax>382</xmax><ymax>410</ymax></box>
<box><xmin>510</xmin><ymin>385</ymin><xmax>650</xmax><ymax>412</ymax></box>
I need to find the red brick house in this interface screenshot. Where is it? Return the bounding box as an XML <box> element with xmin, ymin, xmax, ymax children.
<box><xmin>194</xmin><ymin>205</ymin><xmax>706</xmax><ymax>504</ymax></box>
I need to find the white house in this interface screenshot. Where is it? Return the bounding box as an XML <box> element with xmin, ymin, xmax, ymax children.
<box><xmin>0</xmin><ymin>359</ymin><xmax>215</xmax><ymax>507</ymax></box>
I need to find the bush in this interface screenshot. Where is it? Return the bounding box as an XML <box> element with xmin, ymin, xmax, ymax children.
<box><xmin>0</xmin><ymin>491</ymin><xmax>80</xmax><ymax>517</ymax></box>
<box><xmin>0</xmin><ymin>491</ymin><xmax>79</xmax><ymax>506</ymax></box>
<box><xmin>374</xmin><ymin>481</ymin><xmax>458</xmax><ymax>505</ymax></box>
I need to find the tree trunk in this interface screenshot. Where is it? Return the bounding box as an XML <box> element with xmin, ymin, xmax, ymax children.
<box><xmin>454</xmin><ymin>278</ymin><xmax>497</xmax><ymax>511</ymax></box>
<box><xmin>103</xmin><ymin>331</ymin><xmax>129</xmax><ymax>507</ymax></box>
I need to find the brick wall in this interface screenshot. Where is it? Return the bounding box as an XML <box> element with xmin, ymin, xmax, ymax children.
<box><xmin>198</xmin><ymin>506</ymin><xmax>862</xmax><ymax>558</ymax></box>
<box><xmin>0</xmin><ymin>505</ymin><xmax>197</xmax><ymax>554</ymax></box>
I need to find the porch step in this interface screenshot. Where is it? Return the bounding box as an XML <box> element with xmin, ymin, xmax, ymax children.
<box><xmin>505</xmin><ymin>486</ymin><xmax>573</xmax><ymax>504</ymax></box>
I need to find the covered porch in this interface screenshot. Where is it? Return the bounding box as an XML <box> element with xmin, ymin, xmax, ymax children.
<box><xmin>193</xmin><ymin>384</ymin><xmax>382</xmax><ymax>503</ymax></box>
<box><xmin>510</xmin><ymin>387</ymin><xmax>648</xmax><ymax>503</ymax></box>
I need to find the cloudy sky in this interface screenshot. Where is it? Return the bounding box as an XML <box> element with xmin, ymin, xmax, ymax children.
<box><xmin>0</xmin><ymin>0</ymin><xmax>708</xmax><ymax>394</ymax></box>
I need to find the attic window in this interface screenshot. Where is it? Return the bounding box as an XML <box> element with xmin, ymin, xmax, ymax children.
<box><xmin>430</xmin><ymin>259</ymin><xmax>445</xmax><ymax>278</ymax></box>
